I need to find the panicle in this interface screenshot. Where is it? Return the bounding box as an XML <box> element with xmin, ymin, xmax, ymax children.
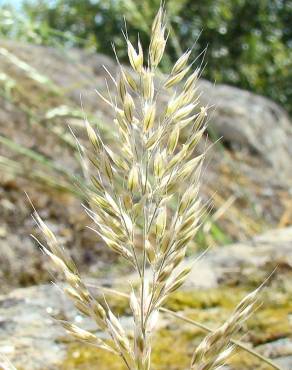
<box><xmin>33</xmin><ymin>6</ymin><xmax>264</xmax><ymax>370</ymax></box>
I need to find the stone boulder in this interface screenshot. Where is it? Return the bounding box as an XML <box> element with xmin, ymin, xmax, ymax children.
<box><xmin>198</xmin><ymin>80</ymin><xmax>292</xmax><ymax>177</ymax></box>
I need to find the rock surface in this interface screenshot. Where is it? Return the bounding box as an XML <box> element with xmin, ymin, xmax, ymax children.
<box><xmin>198</xmin><ymin>80</ymin><xmax>292</xmax><ymax>175</ymax></box>
<box><xmin>186</xmin><ymin>226</ymin><xmax>292</xmax><ymax>288</ymax></box>
<box><xmin>0</xmin><ymin>227</ymin><xmax>291</xmax><ymax>369</ymax></box>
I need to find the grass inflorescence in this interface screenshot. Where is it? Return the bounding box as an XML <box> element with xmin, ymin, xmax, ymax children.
<box><xmin>33</xmin><ymin>6</ymin><xmax>268</xmax><ymax>370</ymax></box>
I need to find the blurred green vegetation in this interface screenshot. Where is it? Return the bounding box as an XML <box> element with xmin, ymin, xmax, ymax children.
<box><xmin>1</xmin><ymin>0</ymin><xmax>291</xmax><ymax>114</ymax></box>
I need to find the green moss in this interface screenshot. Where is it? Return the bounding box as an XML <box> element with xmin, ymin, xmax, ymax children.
<box><xmin>151</xmin><ymin>329</ymin><xmax>195</xmax><ymax>370</ymax></box>
<box><xmin>165</xmin><ymin>286</ymin><xmax>249</xmax><ymax>311</ymax></box>
<box><xmin>61</xmin><ymin>342</ymin><xmax>126</xmax><ymax>370</ymax></box>
<box><xmin>248</xmin><ymin>305</ymin><xmax>292</xmax><ymax>344</ymax></box>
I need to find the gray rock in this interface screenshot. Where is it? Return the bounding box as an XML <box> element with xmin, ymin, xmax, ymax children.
<box><xmin>274</xmin><ymin>356</ymin><xmax>292</xmax><ymax>370</ymax></box>
<box><xmin>257</xmin><ymin>338</ymin><xmax>292</xmax><ymax>370</ymax></box>
<box><xmin>198</xmin><ymin>80</ymin><xmax>292</xmax><ymax>177</ymax></box>
<box><xmin>257</xmin><ymin>338</ymin><xmax>292</xmax><ymax>359</ymax></box>
<box><xmin>186</xmin><ymin>227</ymin><xmax>292</xmax><ymax>288</ymax></box>
<box><xmin>0</xmin><ymin>284</ymin><xmax>70</xmax><ymax>369</ymax></box>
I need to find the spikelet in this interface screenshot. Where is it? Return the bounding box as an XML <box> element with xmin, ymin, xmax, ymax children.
<box><xmin>123</xmin><ymin>92</ymin><xmax>135</xmax><ymax>123</ymax></box>
<box><xmin>150</xmin><ymin>7</ymin><xmax>166</xmax><ymax>67</ymax></box>
<box><xmin>142</xmin><ymin>69</ymin><xmax>155</xmax><ymax>101</ymax></box>
<box><xmin>143</xmin><ymin>103</ymin><xmax>156</xmax><ymax>132</ymax></box>
<box><xmin>121</xmin><ymin>68</ymin><xmax>138</xmax><ymax>91</ymax></box>
<box><xmin>117</xmin><ymin>72</ymin><xmax>127</xmax><ymax>102</ymax></box>
<box><xmin>153</xmin><ymin>151</ymin><xmax>165</xmax><ymax>178</ymax></box>
<box><xmin>61</xmin><ymin>322</ymin><xmax>108</xmax><ymax>347</ymax></box>
<box><xmin>167</xmin><ymin>126</ymin><xmax>180</xmax><ymax>154</ymax></box>
<box><xmin>155</xmin><ymin>206</ymin><xmax>167</xmax><ymax>239</ymax></box>
<box><xmin>164</xmin><ymin>65</ymin><xmax>191</xmax><ymax>89</ymax></box>
<box><xmin>171</xmin><ymin>50</ymin><xmax>191</xmax><ymax>74</ymax></box>
<box><xmin>127</xmin><ymin>39</ymin><xmax>143</xmax><ymax>73</ymax></box>
<box><xmin>128</xmin><ymin>164</ymin><xmax>140</xmax><ymax>193</ymax></box>
<box><xmin>85</xmin><ymin>120</ymin><xmax>100</xmax><ymax>151</ymax></box>
<box><xmin>184</xmin><ymin>68</ymin><xmax>200</xmax><ymax>92</ymax></box>
<box><xmin>145</xmin><ymin>239</ymin><xmax>156</xmax><ymax>263</ymax></box>
<box><xmin>191</xmin><ymin>287</ymin><xmax>259</xmax><ymax>369</ymax></box>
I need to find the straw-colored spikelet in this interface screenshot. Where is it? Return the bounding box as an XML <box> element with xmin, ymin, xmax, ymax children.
<box><xmin>191</xmin><ymin>288</ymin><xmax>259</xmax><ymax>369</ymax></box>
<box><xmin>33</xmin><ymin>212</ymin><xmax>135</xmax><ymax>368</ymax></box>
<box><xmin>33</xmin><ymin>6</ymin><xmax>261</xmax><ymax>370</ymax></box>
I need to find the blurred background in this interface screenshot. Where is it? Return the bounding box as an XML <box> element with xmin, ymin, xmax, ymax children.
<box><xmin>0</xmin><ymin>1</ymin><xmax>291</xmax><ymax>369</ymax></box>
<box><xmin>1</xmin><ymin>0</ymin><xmax>291</xmax><ymax>113</ymax></box>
